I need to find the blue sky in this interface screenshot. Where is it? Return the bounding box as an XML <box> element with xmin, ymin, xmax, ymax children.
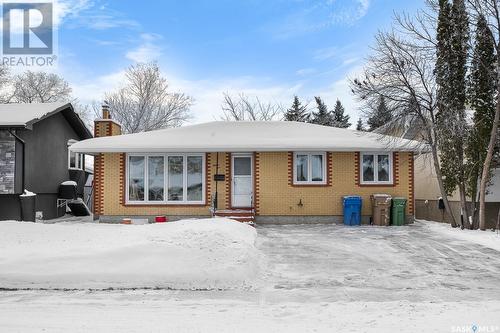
<box><xmin>53</xmin><ymin>0</ymin><xmax>425</xmax><ymax>124</ymax></box>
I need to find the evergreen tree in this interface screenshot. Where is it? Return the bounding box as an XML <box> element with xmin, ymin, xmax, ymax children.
<box><xmin>466</xmin><ymin>14</ymin><xmax>497</xmax><ymax>223</ymax></box>
<box><xmin>356</xmin><ymin>118</ymin><xmax>365</xmax><ymax>131</ymax></box>
<box><xmin>435</xmin><ymin>0</ymin><xmax>471</xmax><ymax>227</ymax></box>
<box><xmin>331</xmin><ymin>99</ymin><xmax>351</xmax><ymax>128</ymax></box>
<box><xmin>367</xmin><ymin>96</ymin><xmax>392</xmax><ymax>131</ymax></box>
<box><xmin>435</xmin><ymin>0</ymin><xmax>455</xmax><ymax>193</ymax></box>
<box><xmin>284</xmin><ymin>95</ymin><xmax>309</xmax><ymax>122</ymax></box>
<box><xmin>310</xmin><ymin>96</ymin><xmax>333</xmax><ymax>126</ymax></box>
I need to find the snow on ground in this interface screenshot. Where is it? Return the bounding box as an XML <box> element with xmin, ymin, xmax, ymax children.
<box><xmin>1</xmin><ymin>220</ymin><xmax>499</xmax><ymax>332</ymax></box>
<box><xmin>0</xmin><ymin>218</ymin><xmax>263</xmax><ymax>290</ymax></box>
<box><xmin>1</xmin><ymin>291</ymin><xmax>499</xmax><ymax>333</ymax></box>
<box><xmin>418</xmin><ymin>219</ymin><xmax>500</xmax><ymax>252</ymax></box>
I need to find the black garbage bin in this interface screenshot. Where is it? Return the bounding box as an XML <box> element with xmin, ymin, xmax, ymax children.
<box><xmin>19</xmin><ymin>191</ymin><xmax>36</xmax><ymax>222</ymax></box>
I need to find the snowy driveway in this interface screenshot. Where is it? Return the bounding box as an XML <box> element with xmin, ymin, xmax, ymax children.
<box><xmin>1</xmin><ymin>221</ymin><xmax>499</xmax><ymax>332</ymax></box>
<box><xmin>258</xmin><ymin>222</ymin><xmax>500</xmax><ymax>303</ymax></box>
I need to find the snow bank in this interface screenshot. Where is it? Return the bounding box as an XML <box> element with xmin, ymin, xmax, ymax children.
<box><xmin>418</xmin><ymin>219</ymin><xmax>500</xmax><ymax>252</ymax></box>
<box><xmin>0</xmin><ymin>218</ymin><xmax>263</xmax><ymax>290</ymax></box>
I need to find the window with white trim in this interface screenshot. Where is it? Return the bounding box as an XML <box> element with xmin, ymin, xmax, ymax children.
<box><xmin>67</xmin><ymin>140</ymin><xmax>84</xmax><ymax>170</ymax></box>
<box><xmin>126</xmin><ymin>153</ymin><xmax>205</xmax><ymax>204</ymax></box>
<box><xmin>360</xmin><ymin>152</ymin><xmax>393</xmax><ymax>184</ymax></box>
<box><xmin>293</xmin><ymin>152</ymin><xmax>326</xmax><ymax>185</ymax></box>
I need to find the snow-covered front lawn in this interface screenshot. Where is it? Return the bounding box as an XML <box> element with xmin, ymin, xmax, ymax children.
<box><xmin>1</xmin><ymin>219</ymin><xmax>499</xmax><ymax>332</ymax></box>
<box><xmin>0</xmin><ymin>218</ymin><xmax>263</xmax><ymax>290</ymax></box>
<box><xmin>419</xmin><ymin>219</ymin><xmax>500</xmax><ymax>252</ymax></box>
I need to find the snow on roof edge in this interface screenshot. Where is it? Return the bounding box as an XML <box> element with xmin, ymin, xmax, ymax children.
<box><xmin>70</xmin><ymin>121</ymin><xmax>429</xmax><ymax>154</ymax></box>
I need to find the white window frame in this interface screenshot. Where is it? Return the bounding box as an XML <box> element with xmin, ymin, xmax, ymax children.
<box><xmin>68</xmin><ymin>140</ymin><xmax>84</xmax><ymax>170</ymax></box>
<box><xmin>360</xmin><ymin>152</ymin><xmax>393</xmax><ymax>185</ymax></box>
<box><xmin>293</xmin><ymin>152</ymin><xmax>327</xmax><ymax>185</ymax></box>
<box><xmin>125</xmin><ymin>153</ymin><xmax>205</xmax><ymax>205</ymax></box>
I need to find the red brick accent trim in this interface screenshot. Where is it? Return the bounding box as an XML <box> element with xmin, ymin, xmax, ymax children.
<box><xmin>206</xmin><ymin>153</ymin><xmax>211</xmax><ymax>206</ymax></box>
<box><xmin>254</xmin><ymin>152</ymin><xmax>260</xmax><ymax>215</ymax></box>
<box><xmin>408</xmin><ymin>152</ymin><xmax>415</xmax><ymax>215</ymax></box>
<box><xmin>394</xmin><ymin>152</ymin><xmax>400</xmax><ymax>186</ymax></box>
<box><xmin>288</xmin><ymin>152</ymin><xmax>293</xmax><ymax>187</ymax></box>
<box><xmin>354</xmin><ymin>152</ymin><xmax>360</xmax><ymax>186</ymax></box>
<box><xmin>225</xmin><ymin>153</ymin><xmax>231</xmax><ymax>209</ymax></box>
<box><xmin>106</xmin><ymin>122</ymin><xmax>112</xmax><ymax>136</ymax></box>
<box><xmin>327</xmin><ymin>152</ymin><xmax>333</xmax><ymax>187</ymax></box>
<box><xmin>288</xmin><ymin>151</ymin><xmax>332</xmax><ymax>187</ymax></box>
<box><xmin>93</xmin><ymin>153</ymin><xmax>105</xmax><ymax>215</ymax></box>
<box><xmin>355</xmin><ymin>152</ymin><xmax>398</xmax><ymax>187</ymax></box>
<box><xmin>120</xmin><ymin>153</ymin><xmax>125</xmax><ymax>206</ymax></box>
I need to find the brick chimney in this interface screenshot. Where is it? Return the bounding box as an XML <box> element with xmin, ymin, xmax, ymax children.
<box><xmin>94</xmin><ymin>102</ymin><xmax>122</xmax><ymax>137</ymax></box>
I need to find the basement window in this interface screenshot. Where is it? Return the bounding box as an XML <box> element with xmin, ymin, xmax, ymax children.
<box><xmin>293</xmin><ymin>152</ymin><xmax>326</xmax><ymax>185</ymax></box>
<box><xmin>360</xmin><ymin>152</ymin><xmax>393</xmax><ymax>185</ymax></box>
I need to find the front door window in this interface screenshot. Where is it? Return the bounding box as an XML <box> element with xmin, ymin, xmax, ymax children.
<box><xmin>232</xmin><ymin>155</ymin><xmax>252</xmax><ymax>207</ymax></box>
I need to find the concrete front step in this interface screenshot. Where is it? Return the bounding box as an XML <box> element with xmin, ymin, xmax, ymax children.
<box><xmin>214</xmin><ymin>209</ymin><xmax>255</xmax><ymax>223</ymax></box>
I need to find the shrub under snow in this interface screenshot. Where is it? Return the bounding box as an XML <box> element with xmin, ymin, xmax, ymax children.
<box><xmin>0</xmin><ymin>218</ymin><xmax>263</xmax><ymax>290</ymax></box>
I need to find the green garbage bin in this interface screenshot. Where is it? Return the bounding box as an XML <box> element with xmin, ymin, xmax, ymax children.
<box><xmin>391</xmin><ymin>197</ymin><xmax>407</xmax><ymax>226</ymax></box>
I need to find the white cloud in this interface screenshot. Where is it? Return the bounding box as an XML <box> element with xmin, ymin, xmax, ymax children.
<box><xmin>296</xmin><ymin>68</ymin><xmax>317</xmax><ymax>76</ymax></box>
<box><xmin>314</xmin><ymin>64</ymin><xmax>365</xmax><ymax>125</ymax></box>
<box><xmin>54</xmin><ymin>0</ymin><xmax>93</xmax><ymax>27</ymax></box>
<box><xmin>65</xmin><ymin>62</ymin><xmax>364</xmax><ymax>128</ymax></box>
<box><xmin>126</xmin><ymin>33</ymin><xmax>163</xmax><ymax>63</ymax></box>
<box><xmin>329</xmin><ymin>0</ymin><xmax>371</xmax><ymax>25</ymax></box>
<box><xmin>271</xmin><ymin>0</ymin><xmax>371</xmax><ymax>39</ymax></box>
<box><xmin>68</xmin><ymin>70</ymin><xmax>126</xmax><ymax>105</ymax></box>
<box><xmin>55</xmin><ymin>1</ymin><xmax>140</xmax><ymax>30</ymax></box>
<box><xmin>168</xmin><ymin>76</ymin><xmax>303</xmax><ymax>123</ymax></box>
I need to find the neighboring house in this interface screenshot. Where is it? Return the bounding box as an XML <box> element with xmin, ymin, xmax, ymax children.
<box><xmin>374</xmin><ymin>117</ymin><xmax>499</xmax><ymax>228</ymax></box>
<box><xmin>0</xmin><ymin>102</ymin><xmax>93</xmax><ymax>220</ymax></box>
<box><xmin>414</xmin><ymin>155</ymin><xmax>499</xmax><ymax>228</ymax></box>
<box><xmin>70</xmin><ymin>108</ymin><xmax>422</xmax><ymax>224</ymax></box>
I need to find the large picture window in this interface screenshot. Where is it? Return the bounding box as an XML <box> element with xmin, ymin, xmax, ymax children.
<box><xmin>360</xmin><ymin>152</ymin><xmax>393</xmax><ymax>185</ymax></box>
<box><xmin>0</xmin><ymin>131</ymin><xmax>15</xmax><ymax>194</ymax></box>
<box><xmin>293</xmin><ymin>152</ymin><xmax>326</xmax><ymax>185</ymax></box>
<box><xmin>127</xmin><ymin>153</ymin><xmax>205</xmax><ymax>204</ymax></box>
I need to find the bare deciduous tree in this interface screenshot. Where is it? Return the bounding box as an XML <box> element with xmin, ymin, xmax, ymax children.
<box><xmin>350</xmin><ymin>17</ymin><xmax>459</xmax><ymax>226</ymax></box>
<box><xmin>220</xmin><ymin>92</ymin><xmax>283</xmax><ymax>121</ymax></box>
<box><xmin>11</xmin><ymin>70</ymin><xmax>72</xmax><ymax>103</ymax></box>
<box><xmin>467</xmin><ymin>0</ymin><xmax>500</xmax><ymax>230</ymax></box>
<box><xmin>105</xmin><ymin>62</ymin><xmax>193</xmax><ymax>133</ymax></box>
<box><xmin>0</xmin><ymin>66</ymin><xmax>11</xmax><ymax>103</ymax></box>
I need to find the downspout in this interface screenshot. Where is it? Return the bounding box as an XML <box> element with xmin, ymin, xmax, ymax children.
<box><xmin>8</xmin><ymin>129</ymin><xmax>25</xmax><ymax>191</ymax></box>
<box><xmin>215</xmin><ymin>152</ymin><xmax>219</xmax><ymax>210</ymax></box>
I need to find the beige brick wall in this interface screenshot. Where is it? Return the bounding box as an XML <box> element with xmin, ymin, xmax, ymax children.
<box><xmin>99</xmin><ymin>152</ymin><xmax>231</xmax><ymax>216</ymax></box>
<box><xmin>258</xmin><ymin>152</ymin><xmax>413</xmax><ymax>216</ymax></box>
<box><xmin>97</xmin><ymin>151</ymin><xmax>414</xmax><ymax>217</ymax></box>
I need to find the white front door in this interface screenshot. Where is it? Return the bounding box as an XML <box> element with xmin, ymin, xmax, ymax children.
<box><xmin>232</xmin><ymin>154</ymin><xmax>253</xmax><ymax>208</ymax></box>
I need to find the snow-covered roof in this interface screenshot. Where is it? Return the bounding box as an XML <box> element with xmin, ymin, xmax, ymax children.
<box><xmin>0</xmin><ymin>102</ymin><xmax>72</xmax><ymax>128</ymax></box>
<box><xmin>71</xmin><ymin>121</ymin><xmax>425</xmax><ymax>154</ymax></box>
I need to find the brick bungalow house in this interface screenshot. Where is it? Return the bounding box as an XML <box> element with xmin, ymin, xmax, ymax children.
<box><xmin>70</xmin><ymin>108</ymin><xmax>423</xmax><ymax>224</ymax></box>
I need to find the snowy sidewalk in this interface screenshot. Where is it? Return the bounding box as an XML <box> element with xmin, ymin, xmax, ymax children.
<box><xmin>1</xmin><ymin>290</ymin><xmax>499</xmax><ymax>333</ymax></box>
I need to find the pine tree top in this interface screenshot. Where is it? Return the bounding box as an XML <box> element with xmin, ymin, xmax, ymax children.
<box><xmin>284</xmin><ymin>95</ymin><xmax>310</xmax><ymax>122</ymax></box>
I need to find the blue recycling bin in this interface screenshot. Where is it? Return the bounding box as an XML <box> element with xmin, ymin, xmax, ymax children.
<box><xmin>343</xmin><ymin>196</ymin><xmax>362</xmax><ymax>226</ymax></box>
